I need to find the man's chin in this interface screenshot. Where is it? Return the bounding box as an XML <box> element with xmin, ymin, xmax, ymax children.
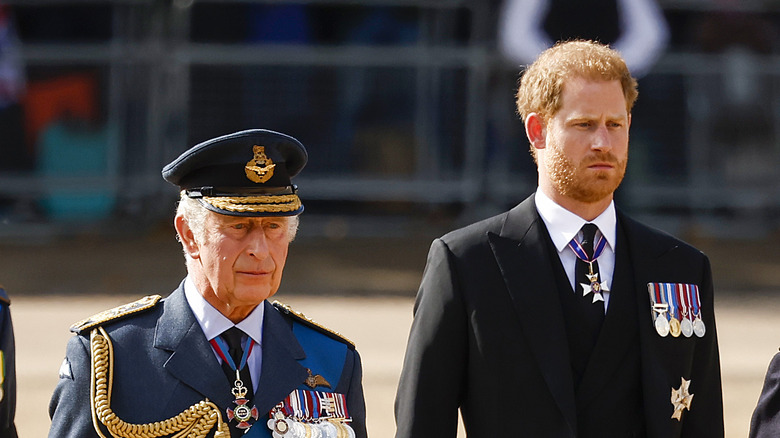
<box><xmin>232</xmin><ymin>288</ymin><xmax>275</xmax><ymax>306</ymax></box>
<box><xmin>566</xmin><ymin>181</ymin><xmax>621</xmax><ymax>204</ymax></box>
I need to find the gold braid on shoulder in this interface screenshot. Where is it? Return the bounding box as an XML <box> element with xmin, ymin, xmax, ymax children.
<box><xmin>89</xmin><ymin>327</ymin><xmax>230</xmax><ymax>438</ymax></box>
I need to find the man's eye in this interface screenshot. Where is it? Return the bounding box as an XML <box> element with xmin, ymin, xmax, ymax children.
<box><xmin>233</xmin><ymin>223</ymin><xmax>246</xmax><ymax>230</ymax></box>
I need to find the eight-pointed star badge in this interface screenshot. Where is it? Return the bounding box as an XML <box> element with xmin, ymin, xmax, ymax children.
<box><xmin>671</xmin><ymin>377</ymin><xmax>694</xmax><ymax>421</ymax></box>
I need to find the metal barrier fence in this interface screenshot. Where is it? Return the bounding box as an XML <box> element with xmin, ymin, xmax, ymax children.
<box><xmin>1</xmin><ymin>0</ymin><xmax>779</xmax><ymax>239</ymax></box>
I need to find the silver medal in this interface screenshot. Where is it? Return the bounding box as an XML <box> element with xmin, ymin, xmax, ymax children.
<box><xmin>290</xmin><ymin>421</ymin><xmax>306</xmax><ymax>438</ymax></box>
<box><xmin>319</xmin><ymin>422</ymin><xmax>339</xmax><ymax>438</ymax></box>
<box><xmin>681</xmin><ymin>318</ymin><xmax>693</xmax><ymax>338</ymax></box>
<box><xmin>693</xmin><ymin>317</ymin><xmax>706</xmax><ymax>337</ymax></box>
<box><xmin>654</xmin><ymin>314</ymin><xmax>670</xmax><ymax>337</ymax></box>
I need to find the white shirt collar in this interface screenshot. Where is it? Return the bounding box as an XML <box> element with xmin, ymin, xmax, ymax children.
<box><xmin>534</xmin><ymin>190</ymin><xmax>617</xmax><ymax>253</ymax></box>
<box><xmin>183</xmin><ymin>276</ymin><xmax>264</xmax><ymax>346</ymax></box>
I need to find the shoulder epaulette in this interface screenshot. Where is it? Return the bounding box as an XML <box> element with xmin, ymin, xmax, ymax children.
<box><xmin>70</xmin><ymin>295</ymin><xmax>162</xmax><ymax>334</ymax></box>
<box><xmin>272</xmin><ymin>300</ymin><xmax>355</xmax><ymax>348</ymax></box>
<box><xmin>0</xmin><ymin>287</ymin><xmax>9</xmax><ymax>305</ymax></box>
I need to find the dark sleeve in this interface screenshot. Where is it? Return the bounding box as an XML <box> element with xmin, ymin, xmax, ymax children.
<box><xmin>394</xmin><ymin>238</ymin><xmax>467</xmax><ymax>438</ymax></box>
<box><xmin>682</xmin><ymin>255</ymin><xmax>725</xmax><ymax>436</ymax></box>
<box><xmin>48</xmin><ymin>334</ymin><xmax>101</xmax><ymax>438</ymax></box>
<box><xmin>749</xmin><ymin>352</ymin><xmax>780</xmax><ymax>438</ymax></box>
<box><xmin>0</xmin><ymin>300</ymin><xmax>17</xmax><ymax>438</ymax></box>
<box><xmin>346</xmin><ymin>349</ymin><xmax>368</xmax><ymax>438</ymax></box>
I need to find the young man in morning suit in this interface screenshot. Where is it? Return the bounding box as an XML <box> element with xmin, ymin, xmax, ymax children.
<box><xmin>395</xmin><ymin>41</ymin><xmax>724</xmax><ymax>437</ymax></box>
<box><xmin>49</xmin><ymin>129</ymin><xmax>367</xmax><ymax>438</ymax></box>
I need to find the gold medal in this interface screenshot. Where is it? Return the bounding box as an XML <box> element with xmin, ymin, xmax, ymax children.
<box><xmin>669</xmin><ymin>317</ymin><xmax>681</xmax><ymax>337</ymax></box>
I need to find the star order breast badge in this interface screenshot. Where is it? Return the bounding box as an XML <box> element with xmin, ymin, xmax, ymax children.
<box><xmin>671</xmin><ymin>377</ymin><xmax>694</xmax><ymax>421</ymax></box>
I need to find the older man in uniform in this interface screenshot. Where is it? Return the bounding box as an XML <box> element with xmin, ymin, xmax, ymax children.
<box><xmin>395</xmin><ymin>41</ymin><xmax>723</xmax><ymax>437</ymax></box>
<box><xmin>49</xmin><ymin>129</ymin><xmax>367</xmax><ymax>438</ymax></box>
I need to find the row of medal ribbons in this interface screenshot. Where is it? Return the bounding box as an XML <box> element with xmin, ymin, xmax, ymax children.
<box><xmin>268</xmin><ymin>389</ymin><xmax>355</xmax><ymax>438</ymax></box>
<box><xmin>647</xmin><ymin>283</ymin><xmax>706</xmax><ymax>338</ymax></box>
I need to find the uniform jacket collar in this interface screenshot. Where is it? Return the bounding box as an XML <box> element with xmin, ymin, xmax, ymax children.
<box><xmin>153</xmin><ymin>286</ymin><xmax>309</xmax><ymax>414</ymax></box>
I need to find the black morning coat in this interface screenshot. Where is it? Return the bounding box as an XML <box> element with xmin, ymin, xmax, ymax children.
<box><xmin>750</xmin><ymin>351</ymin><xmax>780</xmax><ymax>437</ymax></box>
<box><xmin>395</xmin><ymin>194</ymin><xmax>724</xmax><ymax>437</ymax></box>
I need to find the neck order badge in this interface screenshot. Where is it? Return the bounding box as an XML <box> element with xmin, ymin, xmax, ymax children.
<box><xmin>568</xmin><ymin>224</ymin><xmax>609</xmax><ymax>303</ymax></box>
<box><xmin>210</xmin><ymin>332</ymin><xmax>259</xmax><ymax>431</ymax></box>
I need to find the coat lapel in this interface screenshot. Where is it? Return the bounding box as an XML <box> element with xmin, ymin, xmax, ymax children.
<box><xmin>488</xmin><ymin>196</ymin><xmax>577</xmax><ymax>433</ymax></box>
<box><xmin>254</xmin><ymin>301</ymin><xmax>309</xmax><ymax>415</ymax></box>
<box><xmin>154</xmin><ymin>287</ymin><xmax>233</xmax><ymax>408</ymax></box>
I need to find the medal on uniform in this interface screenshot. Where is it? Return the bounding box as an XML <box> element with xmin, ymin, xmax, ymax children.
<box><xmin>671</xmin><ymin>377</ymin><xmax>694</xmax><ymax>421</ymax></box>
<box><xmin>269</xmin><ymin>389</ymin><xmax>355</xmax><ymax>438</ymax></box>
<box><xmin>649</xmin><ymin>283</ymin><xmax>706</xmax><ymax>339</ymax></box>
<box><xmin>679</xmin><ymin>284</ymin><xmax>694</xmax><ymax>338</ymax></box>
<box><xmin>569</xmin><ymin>233</ymin><xmax>609</xmax><ymax>303</ymax></box>
<box><xmin>648</xmin><ymin>283</ymin><xmax>670</xmax><ymax>337</ymax></box>
<box><xmin>210</xmin><ymin>335</ymin><xmax>259</xmax><ymax>431</ymax></box>
<box><xmin>690</xmin><ymin>284</ymin><xmax>706</xmax><ymax>337</ymax></box>
<box><xmin>665</xmin><ymin>284</ymin><xmax>681</xmax><ymax>338</ymax></box>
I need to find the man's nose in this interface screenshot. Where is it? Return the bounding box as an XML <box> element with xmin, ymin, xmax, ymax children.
<box><xmin>591</xmin><ymin>125</ymin><xmax>612</xmax><ymax>151</ymax></box>
<box><xmin>246</xmin><ymin>230</ymin><xmax>270</xmax><ymax>258</ymax></box>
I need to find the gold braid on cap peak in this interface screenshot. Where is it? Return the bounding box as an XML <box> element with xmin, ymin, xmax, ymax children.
<box><xmin>203</xmin><ymin>194</ymin><xmax>301</xmax><ymax>213</ymax></box>
<box><xmin>89</xmin><ymin>327</ymin><xmax>230</xmax><ymax>438</ymax></box>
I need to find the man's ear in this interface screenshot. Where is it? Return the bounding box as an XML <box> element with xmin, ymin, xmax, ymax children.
<box><xmin>525</xmin><ymin>112</ymin><xmax>546</xmax><ymax>150</ymax></box>
<box><xmin>175</xmin><ymin>215</ymin><xmax>200</xmax><ymax>259</ymax></box>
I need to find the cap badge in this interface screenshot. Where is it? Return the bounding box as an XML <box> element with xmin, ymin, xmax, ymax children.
<box><xmin>245</xmin><ymin>145</ymin><xmax>276</xmax><ymax>183</ymax></box>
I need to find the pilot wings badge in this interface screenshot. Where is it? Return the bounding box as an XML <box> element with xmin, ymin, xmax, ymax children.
<box><xmin>245</xmin><ymin>145</ymin><xmax>276</xmax><ymax>183</ymax></box>
<box><xmin>305</xmin><ymin>368</ymin><xmax>332</xmax><ymax>389</ymax></box>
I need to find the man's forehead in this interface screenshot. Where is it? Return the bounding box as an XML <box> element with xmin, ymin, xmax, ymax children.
<box><xmin>556</xmin><ymin>78</ymin><xmax>627</xmax><ymax>114</ymax></box>
<box><xmin>560</xmin><ymin>75</ymin><xmax>622</xmax><ymax>94</ymax></box>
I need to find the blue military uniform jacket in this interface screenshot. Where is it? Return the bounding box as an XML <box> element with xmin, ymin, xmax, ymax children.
<box><xmin>48</xmin><ymin>284</ymin><xmax>367</xmax><ymax>438</ymax></box>
<box><xmin>0</xmin><ymin>287</ymin><xmax>17</xmax><ymax>437</ymax></box>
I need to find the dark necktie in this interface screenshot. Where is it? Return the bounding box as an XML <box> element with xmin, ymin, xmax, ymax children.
<box><xmin>220</xmin><ymin>327</ymin><xmax>254</xmax><ymax>402</ymax></box>
<box><xmin>575</xmin><ymin>223</ymin><xmax>606</xmax><ymax>320</ymax></box>
<box><xmin>570</xmin><ymin>223</ymin><xmax>605</xmax><ymax>383</ymax></box>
